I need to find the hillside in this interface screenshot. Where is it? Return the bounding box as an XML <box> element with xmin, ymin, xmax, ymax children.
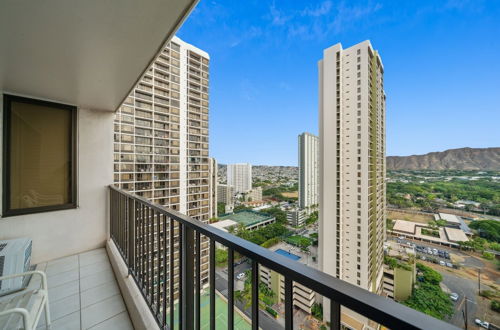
<box><xmin>387</xmin><ymin>147</ymin><xmax>500</xmax><ymax>170</ymax></box>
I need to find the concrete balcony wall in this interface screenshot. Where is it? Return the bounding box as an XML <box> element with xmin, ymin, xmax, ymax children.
<box><xmin>0</xmin><ymin>93</ymin><xmax>114</xmax><ymax>263</ymax></box>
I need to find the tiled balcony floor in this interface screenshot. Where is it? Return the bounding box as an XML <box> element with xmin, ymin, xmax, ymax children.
<box><xmin>31</xmin><ymin>248</ymin><xmax>134</xmax><ymax>330</ymax></box>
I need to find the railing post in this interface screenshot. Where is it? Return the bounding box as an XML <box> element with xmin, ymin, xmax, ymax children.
<box><xmin>128</xmin><ymin>197</ymin><xmax>136</xmax><ymax>275</ymax></box>
<box><xmin>330</xmin><ymin>299</ymin><xmax>341</xmax><ymax>330</ymax></box>
<box><xmin>181</xmin><ymin>225</ymin><xmax>195</xmax><ymax>330</ymax></box>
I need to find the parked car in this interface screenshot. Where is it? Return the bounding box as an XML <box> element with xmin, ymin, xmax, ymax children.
<box><xmin>236</xmin><ymin>273</ymin><xmax>245</xmax><ymax>280</ymax></box>
<box><xmin>450</xmin><ymin>293</ymin><xmax>459</xmax><ymax>302</ymax></box>
<box><xmin>481</xmin><ymin>321</ymin><xmax>490</xmax><ymax>329</ymax></box>
<box><xmin>439</xmin><ymin>261</ymin><xmax>446</xmax><ymax>266</ymax></box>
<box><xmin>446</xmin><ymin>262</ymin><xmax>453</xmax><ymax>268</ymax></box>
<box><xmin>421</xmin><ymin>256</ymin><xmax>426</xmax><ymax>261</ymax></box>
<box><xmin>475</xmin><ymin>319</ymin><xmax>483</xmax><ymax>326</ymax></box>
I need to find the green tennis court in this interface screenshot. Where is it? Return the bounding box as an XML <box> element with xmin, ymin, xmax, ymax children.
<box><xmin>168</xmin><ymin>292</ymin><xmax>251</xmax><ymax>330</ymax></box>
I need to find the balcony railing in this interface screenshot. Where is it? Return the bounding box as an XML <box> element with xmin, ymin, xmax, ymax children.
<box><xmin>109</xmin><ymin>186</ymin><xmax>457</xmax><ymax>330</ymax></box>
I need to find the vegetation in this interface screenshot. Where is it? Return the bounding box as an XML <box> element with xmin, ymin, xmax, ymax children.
<box><xmin>265</xmin><ymin>306</ymin><xmax>278</xmax><ymax>318</ymax></box>
<box><xmin>285</xmin><ymin>235</ymin><xmax>312</xmax><ymax>249</ymax></box>
<box><xmin>470</xmin><ymin>220</ymin><xmax>500</xmax><ymax>242</ymax></box>
<box><xmin>403</xmin><ymin>263</ymin><xmax>453</xmax><ymax>320</ymax></box>
<box><xmin>236</xmin><ymin>222</ymin><xmax>290</xmax><ymax>246</ymax></box>
<box><xmin>217</xmin><ymin>202</ymin><xmax>226</xmax><ymax>215</ymax></box>
<box><xmin>306</xmin><ymin>211</ymin><xmax>318</xmax><ymax>225</ymax></box>
<box><xmin>483</xmin><ymin>251</ymin><xmax>495</xmax><ymax>260</ymax></box>
<box><xmin>215</xmin><ymin>249</ymin><xmax>228</xmax><ymax>266</ymax></box>
<box><xmin>263</xmin><ymin>183</ymin><xmax>298</xmax><ymax>201</ymax></box>
<box><xmin>491</xmin><ymin>300</ymin><xmax>500</xmax><ymax>313</ymax></box>
<box><xmin>260</xmin><ymin>237</ymin><xmax>280</xmax><ymax>248</ymax></box>
<box><xmin>311</xmin><ymin>303</ymin><xmax>323</xmax><ymax>320</ymax></box>
<box><xmin>262</xmin><ymin>207</ymin><xmax>287</xmax><ymax>224</ymax></box>
<box><xmin>387</xmin><ymin>173</ymin><xmax>500</xmax><ymax>215</ymax></box>
<box><xmin>235</xmin><ymin>271</ymin><xmax>275</xmax><ymax>310</ymax></box>
<box><xmin>421</xmin><ymin>228</ymin><xmax>440</xmax><ymax>238</ymax></box>
<box><xmin>384</xmin><ymin>256</ymin><xmax>413</xmax><ymax>271</ymax></box>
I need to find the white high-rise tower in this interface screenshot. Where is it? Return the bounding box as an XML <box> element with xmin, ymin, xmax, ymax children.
<box><xmin>227</xmin><ymin>163</ymin><xmax>252</xmax><ymax>193</ymax></box>
<box><xmin>298</xmin><ymin>132</ymin><xmax>319</xmax><ymax>210</ymax></box>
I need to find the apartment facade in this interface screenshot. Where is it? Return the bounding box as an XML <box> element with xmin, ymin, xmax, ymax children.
<box><xmin>217</xmin><ymin>184</ymin><xmax>235</xmax><ymax>206</ymax></box>
<box><xmin>113</xmin><ymin>36</ymin><xmax>211</xmax><ymax>290</ymax></box>
<box><xmin>209</xmin><ymin>157</ymin><xmax>218</xmax><ymax>219</ymax></box>
<box><xmin>319</xmin><ymin>41</ymin><xmax>386</xmax><ymax>297</ymax></box>
<box><xmin>245</xmin><ymin>187</ymin><xmax>262</xmax><ymax>202</ymax></box>
<box><xmin>298</xmin><ymin>132</ymin><xmax>319</xmax><ymax>210</ymax></box>
<box><xmin>227</xmin><ymin>163</ymin><xmax>252</xmax><ymax>193</ymax></box>
<box><xmin>287</xmin><ymin>209</ymin><xmax>307</xmax><ymax>227</ymax></box>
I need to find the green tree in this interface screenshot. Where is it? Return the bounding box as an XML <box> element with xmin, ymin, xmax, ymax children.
<box><xmin>217</xmin><ymin>202</ymin><xmax>226</xmax><ymax>215</ymax></box>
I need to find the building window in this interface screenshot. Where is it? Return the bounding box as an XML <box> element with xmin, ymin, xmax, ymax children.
<box><xmin>2</xmin><ymin>94</ymin><xmax>77</xmax><ymax>216</ymax></box>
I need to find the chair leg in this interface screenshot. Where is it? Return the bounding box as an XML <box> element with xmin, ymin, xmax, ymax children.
<box><xmin>44</xmin><ymin>300</ymin><xmax>51</xmax><ymax>329</ymax></box>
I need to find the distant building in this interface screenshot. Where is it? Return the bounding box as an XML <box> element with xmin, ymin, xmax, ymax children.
<box><xmin>287</xmin><ymin>209</ymin><xmax>307</xmax><ymax>227</ymax></box>
<box><xmin>227</xmin><ymin>163</ymin><xmax>252</xmax><ymax>193</ymax></box>
<box><xmin>217</xmin><ymin>184</ymin><xmax>234</xmax><ymax>206</ymax></box>
<box><xmin>382</xmin><ymin>241</ymin><xmax>416</xmax><ymax>301</ymax></box>
<box><xmin>209</xmin><ymin>158</ymin><xmax>218</xmax><ymax>219</ymax></box>
<box><xmin>245</xmin><ymin>187</ymin><xmax>262</xmax><ymax>202</ymax></box>
<box><xmin>298</xmin><ymin>132</ymin><xmax>319</xmax><ymax>210</ymax></box>
<box><xmin>438</xmin><ymin>213</ymin><xmax>461</xmax><ymax>228</ymax></box>
<box><xmin>260</xmin><ymin>245</ymin><xmax>317</xmax><ymax>313</ymax></box>
<box><xmin>218</xmin><ymin>210</ymin><xmax>275</xmax><ymax>231</ymax></box>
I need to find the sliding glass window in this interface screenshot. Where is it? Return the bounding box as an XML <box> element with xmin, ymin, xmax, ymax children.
<box><xmin>2</xmin><ymin>94</ymin><xmax>77</xmax><ymax>216</ymax></box>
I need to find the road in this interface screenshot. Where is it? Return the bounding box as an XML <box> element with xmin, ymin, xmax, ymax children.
<box><xmin>215</xmin><ymin>267</ymin><xmax>284</xmax><ymax>329</ymax></box>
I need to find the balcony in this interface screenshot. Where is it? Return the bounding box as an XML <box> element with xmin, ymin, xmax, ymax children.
<box><xmin>108</xmin><ymin>186</ymin><xmax>457</xmax><ymax>330</ymax></box>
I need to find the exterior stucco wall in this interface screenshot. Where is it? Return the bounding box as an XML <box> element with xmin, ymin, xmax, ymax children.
<box><xmin>0</xmin><ymin>93</ymin><xmax>114</xmax><ymax>264</ymax></box>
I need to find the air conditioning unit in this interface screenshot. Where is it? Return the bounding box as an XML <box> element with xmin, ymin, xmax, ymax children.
<box><xmin>0</xmin><ymin>238</ymin><xmax>32</xmax><ymax>295</ymax></box>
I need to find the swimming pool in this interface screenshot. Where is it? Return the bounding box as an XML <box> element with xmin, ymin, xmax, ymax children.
<box><xmin>275</xmin><ymin>248</ymin><xmax>301</xmax><ymax>261</ymax></box>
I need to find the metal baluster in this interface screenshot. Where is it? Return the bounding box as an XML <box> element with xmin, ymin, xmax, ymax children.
<box><xmin>228</xmin><ymin>248</ymin><xmax>234</xmax><ymax>330</ymax></box>
<box><xmin>181</xmin><ymin>224</ymin><xmax>194</xmax><ymax>330</ymax></box>
<box><xmin>285</xmin><ymin>277</ymin><xmax>293</xmax><ymax>330</ymax></box>
<box><xmin>330</xmin><ymin>299</ymin><xmax>341</xmax><ymax>330</ymax></box>
<box><xmin>169</xmin><ymin>218</ymin><xmax>175</xmax><ymax>330</ymax></box>
<box><xmin>196</xmin><ymin>231</ymin><xmax>201</xmax><ymax>330</ymax></box>
<box><xmin>251</xmin><ymin>260</ymin><xmax>259</xmax><ymax>330</ymax></box>
<box><xmin>209</xmin><ymin>239</ymin><xmax>215</xmax><ymax>330</ymax></box>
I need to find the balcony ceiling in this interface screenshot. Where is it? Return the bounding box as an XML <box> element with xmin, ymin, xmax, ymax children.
<box><xmin>0</xmin><ymin>0</ymin><xmax>198</xmax><ymax>111</ymax></box>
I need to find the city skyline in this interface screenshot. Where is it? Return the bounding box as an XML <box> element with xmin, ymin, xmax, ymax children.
<box><xmin>177</xmin><ymin>0</ymin><xmax>500</xmax><ymax>166</ymax></box>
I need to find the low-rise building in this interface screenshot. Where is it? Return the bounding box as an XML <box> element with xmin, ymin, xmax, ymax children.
<box><xmin>218</xmin><ymin>210</ymin><xmax>275</xmax><ymax>231</ymax></box>
<box><xmin>260</xmin><ymin>245</ymin><xmax>317</xmax><ymax>313</ymax></box>
<box><xmin>245</xmin><ymin>187</ymin><xmax>263</xmax><ymax>202</ymax></box>
<box><xmin>382</xmin><ymin>241</ymin><xmax>416</xmax><ymax>301</ymax></box>
<box><xmin>287</xmin><ymin>209</ymin><xmax>307</xmax><ymax>227</ymax></box>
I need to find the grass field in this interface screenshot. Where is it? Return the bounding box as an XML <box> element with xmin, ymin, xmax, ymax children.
<box><xmin>281</xmin><ymin>191</ymin><xmax>298</xmax><ymax>198</ymax></box>
<box><xmin>168</xmin><ymin>292</ymin><xmax>251</xmax><ymax>330</ymax></box>
<box><xmin>388</xmin><ymin>210</ymin><xmax>434</xmax><ymax>224</ymax></box>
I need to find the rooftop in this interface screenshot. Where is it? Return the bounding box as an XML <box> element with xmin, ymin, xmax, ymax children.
<box><xmin>393</xmin><ymin>220</ymin><xmax>416</xmax><ymax>234</ymax></box>
<box><xmin>209</xmin><ymin>219</ymin><xmax>238</xmax><ymax>232</ymax></box>
<box><xmin>444</xmin><ymin>227</ymin><xmax>469</xmax><ymax>243</ymax></box>
<box><xmin>438</xmin><ymin>213</ymin><xmax>461</xmax><ymax>224</ymax></box>
<box><xmin>218</xmin><ymin>210</ymin><xmax>274</xmax><ymax>227</ymax></box>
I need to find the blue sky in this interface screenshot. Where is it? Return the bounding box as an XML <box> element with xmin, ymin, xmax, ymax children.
<box><xmin>177</xmin><ymin>0</ymin><xmax>500</xmax><ymax>166</ymax></box>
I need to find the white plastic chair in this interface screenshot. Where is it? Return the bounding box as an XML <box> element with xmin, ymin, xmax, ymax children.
<box><xmin>0</xmin><ymin>270</ymin><xmax>51</xmax><ymax>330</ymax></box>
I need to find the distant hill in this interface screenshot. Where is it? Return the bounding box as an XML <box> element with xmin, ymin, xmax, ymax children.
<box><xmin>387</xmin><ymin>147</ymin><xmax>500</xmax><ymax>170</ymax></box>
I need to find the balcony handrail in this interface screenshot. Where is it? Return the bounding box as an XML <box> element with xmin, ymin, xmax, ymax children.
<box><xmin>109</xmin><ymin>185</ymin><xmax>458</xmax><ymax>330</ymax></box>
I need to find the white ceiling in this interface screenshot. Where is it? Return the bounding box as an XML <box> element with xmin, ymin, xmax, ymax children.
<box><xmin>0</xmin><ymin>0</ymin><xmax>198</xmax><ymax>111</ymax></box>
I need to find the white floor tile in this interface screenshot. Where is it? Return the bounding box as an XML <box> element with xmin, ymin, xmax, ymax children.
<box><xmin>80</xmin><ymin>269</ymin><xmax>115</xmax><ymax>292</ymax></box>
<box><xmin>88</xmin><ymin>311</ymin><xmax>133</xmax><ymax>330</ymax></box>
<box><xmin>80</xmin><ymin>253</ymin><xmax>109</xmax><ymax>267</ymax></box>
<box><xmin>39</xmin><ymin>293</ymin><xmax>80</xmax><ymax>325</ymax></box>
<box><xmin>37</xmin><ymin>310</ymin><xmax>80</xmax><ymax>330</ymax></box>
<box><xmin>46</xmin><ymin>259</ymin><xmax>79</xmax><ymax>276</ymax></box>
<box><xmin>80</xmin><ymin>260</ymin><xmax>112</xmax><ymax>279</ymax></box>
<box><xmin>47</xmin><ymin>255</ymin><xmax>78</xmax><ymax>267</ymax></box>
<box><xmin>79</xmin><ymin>248</ymin><xmax>106</xmax><ymax>258</ymax></box>
<box><xmin>48</xmin><ymin>279</ymin><xmax>79</xmax><ymax>303</ymax></box>
<box><xmin>47</xmin><ymin>269</ymin><xmax>79</xmax><ymax>288</ymax></box>
<box><xmin>81</xmin><ymin>281</ymin><xmax>120</xmax><ymax>308</ymax></box>
<box><xmin>81</xmin><ymin>295</ymin><xmax>126</xmax><ymax>329</ymax></box>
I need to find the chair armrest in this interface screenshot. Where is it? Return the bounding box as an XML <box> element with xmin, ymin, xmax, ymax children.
<box><xmin>0</xmin><ymin>270</ymin><xmax>48</xmax><ymax>290</ymax></box>
<box><xmin>0</xmin><ymin>307</ymin><xmax>31</xmax><ymax>329</ymax></box>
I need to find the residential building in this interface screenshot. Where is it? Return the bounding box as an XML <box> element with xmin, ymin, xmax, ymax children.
<box><xmin>113</xmin><ymin>36</ymin><xmax>211</xmax><ymax>293</ymax></box>
<box><xmin>319</xmin><ymin>40</ymin><xmax>387</xmax><ymax>319</ymax></box>
<box><xmin>245</xmin><ymin>187</ymin><xmax>262</xmax><ymax>202</ymax></box>
<box><xmin>382</xmin><ymin>241</ymin><xmax>416</xmax><ymax>301</ymax></box>
<box><xmin>217</xmin><ymin>184</ymin><xmax>235</xmax><ymax>205</ymax></box>
<box><xmin>287</xmin><ymin>209</ymin><xmax>307</xmax><ymax>227</ymax></box>
<box><xmin>298</xmin><ymin>132</ymin><xmax>319</xmax><ymax>210</ymax></box>
<box><xmin>209</xmin><ymin>157</ymin><xmax>218</xmax><ymax>219</ymax></box>
<box><xmin>227</xmin><ymin>163</ymin><xmax>252</xmax><ymax>193</ymax></box>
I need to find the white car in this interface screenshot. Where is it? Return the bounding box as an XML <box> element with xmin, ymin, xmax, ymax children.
<box><xmin>481</xmin><ymin>321</ymin><xmax>490</xmax><ymax>329</ymax></box>
<box><xmin>475</xmin><ymin>319</ymin><xmax>483</xmax><ymax>326</ymax></box>
<box><xmin>449</xmin><ymin>293</ymin><xmax>459</xmax><ymax>302</ymax></box>
<box><xmin>439</xmin><ymin>260</ymin><xmax>446</xmax><ymax>266</ymax></box>
<box><xmin>236</xmin><ymin>273</ymin><xmax>245</xmax><ymax>280</ymax></box>
<box><xmin>446</xmin><ymin>262</ymin><xmax>453</xmax><ymax>268</ymax></box>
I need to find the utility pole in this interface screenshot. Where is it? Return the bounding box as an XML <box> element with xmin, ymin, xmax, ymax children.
<box><xmin>478</xmin><ymin>268</ymin><xmax>481</xmax><ymax>294</ymax></box>
<box><xmin>463</xmin><ymin>296</ymin><xmax>468</xmax><ymax>330</ymax></box>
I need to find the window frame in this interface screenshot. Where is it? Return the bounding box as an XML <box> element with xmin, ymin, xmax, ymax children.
<box><xmin>2</xmin><ymin>94</ymin><xmax>78</xmax><ymax>217</ymax></box>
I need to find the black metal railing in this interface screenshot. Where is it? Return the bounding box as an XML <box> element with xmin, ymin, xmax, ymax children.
<box><xmin>109</xmin><ymin>186</ymin><xmax>458</xmax><ymax>330</ymax></box>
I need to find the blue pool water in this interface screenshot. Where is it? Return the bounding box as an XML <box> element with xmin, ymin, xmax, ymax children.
<box><xmin>275</xmin><ymin>248</ymin><xmax>301</xmax><ymax>261</ymax></box>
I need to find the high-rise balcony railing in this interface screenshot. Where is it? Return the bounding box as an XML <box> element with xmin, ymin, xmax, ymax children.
<box><xmin>109</xmin><ymin>185</ymin><xmax>457</xmax><ymax>330</ymax></box>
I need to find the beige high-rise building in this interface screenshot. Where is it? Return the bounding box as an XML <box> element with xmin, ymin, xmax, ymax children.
<box><xmin>113</xmin><ymin>36</ymin><xmax>211</xmax><ymax>289</ymax></box>
<box><xmin>227</xmin><ymin>163</ymin><xmax>252</xmax><ymax>193</ymax></box>
<box><xmin>318</xmin><ymin>40</ymin><xmax>386</xmax><ymax>297</ymax></box>
<box><xmin>217</xmin><ymin>184</ymin><xmax>235</xmax><ymax>205</ymax></box>
<box><xmin>209</xmin><ymin>157</ymin><xmax>218</xmax><ymax>219</ymax></box>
